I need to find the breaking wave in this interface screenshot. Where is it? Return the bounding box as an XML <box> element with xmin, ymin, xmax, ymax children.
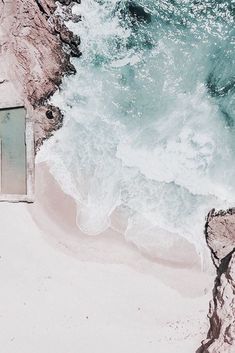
<box><xmin>38</xmin><ymin>0</ymin><xmax>235</xmax><ymax>258</ymax></box>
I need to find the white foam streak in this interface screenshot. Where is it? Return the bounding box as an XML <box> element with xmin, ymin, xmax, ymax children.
<box><xmin>38</xmin><ymin>0</ymin><xmax>235</xmax><ymax>261</ymax></box>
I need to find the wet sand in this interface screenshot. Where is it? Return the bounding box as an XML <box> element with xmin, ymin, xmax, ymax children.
<box><xmin>30</xmin><ymin>162</ymin><xmax>215</xmax><ymax>291</ymax></box>
<box><xmin>0</xmin><ymin>163</ymin><xmax>212</xmax><ymax>352</ymax></box>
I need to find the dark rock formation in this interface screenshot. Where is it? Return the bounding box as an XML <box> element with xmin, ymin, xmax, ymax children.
<box><xmin>53</xmin><ymin>16</ymin><xmax>81</xmax><ymax>58</ymax></box>
<box><xmin>198</xmin><ymin>209</ymin><xmax>235</xmax><ymax>353</ymax></box>
<box><xmin>206</xmin><ymin>73</ymin><xmax>235</xmax><ymax>98</ymax></box>
<box><xmin>128</xmin><ymin>2</ymin><xmax>152</xmax><ymax>23</ymax></box>
<box><xmin>117</xmin><ymin>2</ymin><xmax>151</xmax><ymax>25</ymax></box>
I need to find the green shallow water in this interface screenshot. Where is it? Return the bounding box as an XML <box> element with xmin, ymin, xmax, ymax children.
<box><xmin>0</xmin><ymin>107</ymin><xmax>26</xmax><ymax>195</ymax></box>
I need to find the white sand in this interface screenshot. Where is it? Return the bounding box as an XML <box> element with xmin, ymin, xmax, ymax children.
<box><xmin>0</xmin><ymin>163</ymin><xmax>214</xmax><ymax>353</ymax></box>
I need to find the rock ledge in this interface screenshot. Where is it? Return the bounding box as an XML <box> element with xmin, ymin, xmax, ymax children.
<box><xmin>0</xmin><ymin>0</ymin><xmax>81</xmax><ymax>150</ymax></box>
<box><xmin>198</xmin><ymin>208</ymin><xmax>235</xmax><ymax>353</ymax></box>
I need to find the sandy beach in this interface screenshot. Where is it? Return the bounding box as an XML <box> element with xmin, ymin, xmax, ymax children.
<box><xmin>1</xmin><ymin>0</ymin><xmax>233</xmax><ymax>351</ymax></box>
<box><xmin>0</xmin><ymin>162</ymin><xmax>214</xmax><ymax>353</ymax></box>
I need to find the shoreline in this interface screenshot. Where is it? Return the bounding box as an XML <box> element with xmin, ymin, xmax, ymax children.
<box><xmin>0</xmin><ymin>161</ymin><xmax>214</xmax><ymax>352</ymax></box>
<box><xmin>0</xmin><ymin>1</ymin><xmax>224</xmax><ymax>351</ymax></box>
<box><xmin>29</xmin><ymin>162</ymin><xmax>215</xmax><ymax>298</ymax></box>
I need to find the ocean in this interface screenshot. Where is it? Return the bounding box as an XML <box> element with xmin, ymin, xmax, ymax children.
<box><xmin>39</xmin><ymin>0</ymin><xmax>235</xmax><ymax>259</ymax></box>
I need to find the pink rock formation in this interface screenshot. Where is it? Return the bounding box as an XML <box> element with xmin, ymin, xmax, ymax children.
<box><xmin>0</xmin><ymin>0</ymin><xmax>80</xmax><ymax>150</ymax></box>
<box><xmin>198</xmin><ymin>209</ymin><xmax>235</xmax><ymax>353</ymax></box>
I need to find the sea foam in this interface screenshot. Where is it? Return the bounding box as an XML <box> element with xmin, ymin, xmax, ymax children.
<box><xmin>38</xmin><ymin>0</ymin><xmax>235</xmax><ymax>260</ymax></box>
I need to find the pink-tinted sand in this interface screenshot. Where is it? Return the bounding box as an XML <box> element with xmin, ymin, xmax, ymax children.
<box><xmin>0</xmin><ymin>162</ymin><xmax>215</xmax><ymax>353</ymax></box>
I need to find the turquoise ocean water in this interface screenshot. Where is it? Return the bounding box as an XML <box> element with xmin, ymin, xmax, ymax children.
<box><xmin>39</xmin><ymin>1</ymin><xmax>235</xmax><ymax>258</ymax></box>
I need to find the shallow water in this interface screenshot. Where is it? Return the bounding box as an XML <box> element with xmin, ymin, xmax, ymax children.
<box><xmin>39</xmin><ymin>0</ymin><xmax>235</xmax><ymax>257</ymax></box>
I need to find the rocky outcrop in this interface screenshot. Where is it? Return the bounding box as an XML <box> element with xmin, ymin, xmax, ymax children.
<box><xmin>0</xmin><ymin>0</ymin><xmax>81</xmax><ymax>150</ymax></box>
<box><xmin>198</xmin><ymin>209</ymin><xmax>235</xmax><ymax>353</ymax></box>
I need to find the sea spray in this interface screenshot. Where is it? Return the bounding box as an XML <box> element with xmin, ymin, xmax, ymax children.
<box><xmin>38</xmin><ymin>0</ymin><xmax>235</xmax><ymax>260</ymax></box>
